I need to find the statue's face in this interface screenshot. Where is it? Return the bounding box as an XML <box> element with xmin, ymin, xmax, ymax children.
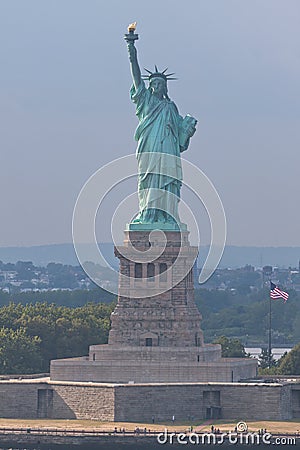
<box><xmin>150</xmin><ymin>77</ymin><xmax>167</xmax><ymax>98</ymax></box>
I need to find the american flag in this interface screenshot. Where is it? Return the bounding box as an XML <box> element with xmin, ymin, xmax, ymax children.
<box><xmin>270</xmin><ymin>281</ymin><xmax>289</xmax><ymax>302</ymax></box>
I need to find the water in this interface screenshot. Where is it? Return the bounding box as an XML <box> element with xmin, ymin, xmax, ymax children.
<box><xmin>0</xmin><ymin>446</ymin><xmax>157</xmax><ymax>450</ymax></box>
<box><xmin>245</xmin><ymin>347</ymin><xmax>292</xmax><ymax>360</ymax></box>
<box><xmin>0</xmin><ymin>445</ymin><xmax>298</xmax><ymax>449</ymax></box>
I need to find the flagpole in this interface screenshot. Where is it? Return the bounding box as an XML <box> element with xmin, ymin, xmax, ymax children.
<box><xmin>268</xmin><ymin>292</ymin><xmax>272</xmax><ymax>368</ymax></box>
<box><xmin>268</xmin><ymin>281</ymin><xmax>289</xmax><ymax>368</ymax></box>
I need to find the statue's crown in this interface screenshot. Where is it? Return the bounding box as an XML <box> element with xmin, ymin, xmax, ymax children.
<box><xmin>142</xmin><ymin>66</ymin><xmax>177</xmax><ymax>82</ymax></box>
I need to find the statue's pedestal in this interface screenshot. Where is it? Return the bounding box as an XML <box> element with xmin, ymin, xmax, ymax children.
<box><xmin>50</xmin><ymin>229</ymin><xmax>257</xmax><ymax>383</ymax></box>
<box><xmin>109</xmin><ymin>229</ymin><xmax>203</xmax><ymax>348</ymax></box>
<box><xmin>50</xmin><ymin>344</ymin><xmax>256</xmax><ymax>383</ymax></box>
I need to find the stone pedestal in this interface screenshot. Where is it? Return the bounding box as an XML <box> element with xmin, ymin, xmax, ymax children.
<box><xmin>50</xmin><ymin>228</ymin><xmax>257</xmax><ymax>383</ymax></box>
<box><xmin>109</xmin><ymin>230</ymin><xmax>204</xmax><ymax>348</ymax></box>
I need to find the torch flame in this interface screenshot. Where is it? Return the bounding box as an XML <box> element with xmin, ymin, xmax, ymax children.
<box><xmin>127</xmin><ymin>22</ymin><xmax>137</xmax><ymax>33</ymax></box>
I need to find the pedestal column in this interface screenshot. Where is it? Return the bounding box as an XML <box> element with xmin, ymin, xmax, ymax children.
<box><xmin>108</xmin><ymin>230</ymin><xmax>204</xmax><ymax>347</ymax></box>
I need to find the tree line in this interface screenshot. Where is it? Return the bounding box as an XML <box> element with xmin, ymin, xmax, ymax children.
<box><xmin>1</xmin><ymin>285</ymin><xmax>299</xmax><ymax>347</ymax></box>
<box><xmin>0</xmin><ymin>285</ymin><xmax>300</xmax><ymax>375</ymax></box>
<box><xmin>0</xmin><ymin>287</ymin><xmax>115</xmax><ymax>307</ymax></box>
<box><xmin>0</xmin><ymin>302</ymin><xmax>114</xmax><ymax>374</ymax></box>
<box><xmin>213</xmin><ymin>335</ymin><xmax>300</xmax><ymax>375</ymax></box>
<box><xmin>195</xmin><ymin>287</ymin><xmax>300</xmax><ymax>346</ymax></box>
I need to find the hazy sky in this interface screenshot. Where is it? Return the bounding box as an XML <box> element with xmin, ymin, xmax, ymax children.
<box><xmin>0</xmin><ymin>0</ymin><xmax>299</xmax><ymax>247</ymax></box>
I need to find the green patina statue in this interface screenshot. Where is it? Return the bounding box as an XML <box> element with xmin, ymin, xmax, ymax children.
<box><xmin>125</xmin><ymin>23</ymin><xmax>197</xmax><ymax>228</ymax></box>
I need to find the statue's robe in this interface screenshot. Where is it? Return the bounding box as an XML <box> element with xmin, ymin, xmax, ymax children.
<box><xmin>130</xmin><ymin>81</ymin><xmax>189</xmax><ymax>223</ymax></box>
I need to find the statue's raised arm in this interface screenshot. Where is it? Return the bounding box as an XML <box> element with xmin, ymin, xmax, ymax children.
<box><xmin>124</xmin><ymin>22</ymin><xmax>141</xmax><ymax>90</ymax></box>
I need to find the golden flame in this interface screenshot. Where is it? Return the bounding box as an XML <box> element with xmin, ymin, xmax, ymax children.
<box><xmin>127</xmin><ymin>22</ymin><xmax>137</xmax><ymax>33</ymax></box>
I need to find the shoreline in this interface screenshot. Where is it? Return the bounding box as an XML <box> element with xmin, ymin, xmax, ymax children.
<box><xmin>0</xmin><ymin>428</ymin><xmax>298</xmax><ymax>449</ymax></box>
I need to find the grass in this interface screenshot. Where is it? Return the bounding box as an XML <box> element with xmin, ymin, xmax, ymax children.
<box><xmin>0</xmin><ymin>418</ymin><xmax>299</xmax><ymax>434</ymax></box>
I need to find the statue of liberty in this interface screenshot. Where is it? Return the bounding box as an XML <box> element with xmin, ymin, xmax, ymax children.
<box><xmin>125</xmin><ymin>24</ymin><xmax>197</xmax><ymax>228</ymax></box>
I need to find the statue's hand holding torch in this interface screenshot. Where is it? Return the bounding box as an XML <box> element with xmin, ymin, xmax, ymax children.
<box><xmin>124</xmin><ymin>22</ymin><xmax>139</xmax><ymax>45</ymax></box>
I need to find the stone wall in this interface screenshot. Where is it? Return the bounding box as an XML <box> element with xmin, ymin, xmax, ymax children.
<box><xmin>291</xmin><ymin>385</ymin><xmax>300</xmax><ymax>418</ymax></box>
<box><xmin>52</xmin><ymin>383</ymin><xmax>114</xmax><ymax>420</ymax></box>
<box><xmin>114</xmin><ymin>384</ymin><xmax>204</xmax><ymax>422</ymax></box>
<box><xmin>0</xmin><ymin>379</ymin><xmax>296</xmax><ymax>421</ymax></box>
<box><xmin>0</xmin><ymin>381</ymin><xmax>46</xmax><ymax>418</ymax></box>
<box><xmin>0</xmin><ymin>380</ymin><xmax>115</xmax><ymax>420</ymax></box>
<box><xmin>220</xmin><ymin>384</ymin><xmax>292</xmax><ymax>420</ymax></box>
<box><xmin>50</xmin><ymin>353</ymin><xmax>257</xmax><ymax>383</ymax></box>
<box><xmin>114</xmin><ymin>382</ymin><xmax>292</xmax><ymax>422</ymax></box>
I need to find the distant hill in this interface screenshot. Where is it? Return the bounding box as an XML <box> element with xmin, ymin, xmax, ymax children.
<box><xmin>0</xmin><ymin>243</ymin><xmax>299</xmax><ymax>269</ymax></box>
<box><xmin>199</xmin><ymin>245</ymin><xmax>300</xmax><ymax>269</ymax></box>
<box><xmin>0</xmin><ymin>243</ymin><xmax>116</xmax><ymax>268</ymax></box>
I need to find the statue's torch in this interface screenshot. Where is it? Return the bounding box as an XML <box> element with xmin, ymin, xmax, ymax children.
<box><xmin>124</xmin><ymin>22</ymin><xmax>139</xmax><ymax>44</ymax></box>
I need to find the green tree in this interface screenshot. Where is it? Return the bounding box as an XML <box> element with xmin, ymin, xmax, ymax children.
<box><xmin>17</xmin><ymin>302</ymin><xmax>114</xmax><ymax>370</ymax></box>
<box><xmin>278</xmin><ymin>342</ymin><xmax>300</xmax><ymax>375</ymax></box>
<box><xmin>258</xmin><ymin>348</ymin><xmax>277</xmax><ymax>369</ymax></box>
<box><xmin>213</xmin><ymin>336</ymin><xmax>247</xmax><ymax>357</ymax></box>
<box><xmin>0</xmin><ymin>327</ymin><xmax>42</xmax><ymax>374</ymax></box>
<box><xmin>0</xmin><ymin>301</ymin><xmax>114</xmax><ymax>373</ymax></box>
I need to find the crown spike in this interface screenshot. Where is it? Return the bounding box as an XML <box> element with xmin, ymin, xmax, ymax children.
<box><xmin>141</xmin><ymin>65</ymin><xmax>177</xmax><ymax>82</ymax></box>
